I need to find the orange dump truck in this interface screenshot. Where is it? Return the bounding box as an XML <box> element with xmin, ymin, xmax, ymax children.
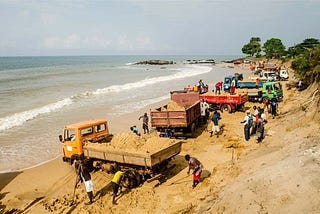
<box><xmin>59</xmin><ymin>119</ymin><xmax>182</xmax><ymax>179</ymax></box>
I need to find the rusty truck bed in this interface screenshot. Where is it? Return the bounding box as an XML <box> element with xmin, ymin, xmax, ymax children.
<box><xmin>83</xmin><ymin>141</ymin><xmax>182</xmax><ymax>168</ymax></box>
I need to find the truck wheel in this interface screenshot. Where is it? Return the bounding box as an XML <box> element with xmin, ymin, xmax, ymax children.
<box><xmin>190</xmin><ymin>123</ymin><xmax>196</xmax><ymax>136</ymax></box>
<box><xmin>221</xmin><ymin>104</ymin><xmax>232</xmax><ymax>113</ymax></box>
<box><xmin>262</xmin><ymin>97</ymin><xmax>269</xmax><ymax>104</ymax></box>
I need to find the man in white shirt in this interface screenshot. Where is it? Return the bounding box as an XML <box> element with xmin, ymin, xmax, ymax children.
<box><xmin>200</xmin><ymin>99</ymin><xmax>210</xmax><ymax>124</ymax></box>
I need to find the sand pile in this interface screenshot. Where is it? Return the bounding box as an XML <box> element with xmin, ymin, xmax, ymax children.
<box><xmin>85</xmin><ymin>132</ymin><xmax>178</xmax><ymax>154</ymax></box>
<box><xmin>161</xmin><ymin>100</ymin><xmax>185</xmax><ymax>111</ymax></box>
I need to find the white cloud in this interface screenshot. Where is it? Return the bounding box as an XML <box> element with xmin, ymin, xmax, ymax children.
<box><xmin>40</xmin><ymin>13</ymin><xmax>59</xmax><ymax>25</ymax></box>
<box><xmin>0</xmin><ymin>40</ymin><xmax>17</xmax><ymax>49</ymax></box>
<box><xmin>41</xmin><ymin>34</ymin><xmax>112</xmax><ymax>49</ymax></box>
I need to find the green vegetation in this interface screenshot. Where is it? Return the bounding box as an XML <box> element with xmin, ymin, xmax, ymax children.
<box><xmin>241</xmin><ymin>37</ymin><xmax>262</xmax><ymax>57</ymax></box>
<box><xmin>241</xmin><ymin>37</ymin><xmax>320</xmax><ymax>84</ymax></box>
<box><xmin>287</xmin><ymin>38</ymin><xmax>320</xmax><ymax>58</ymax></box>
<box><xmin>263</xmin><ymin>38</ymin><xmax>286</xmax><ymax>59</ymax></box>
<box><xmin>291</xmin><ymin>46</ymin><xmax>320</xmax><ymax>84</ymax></box>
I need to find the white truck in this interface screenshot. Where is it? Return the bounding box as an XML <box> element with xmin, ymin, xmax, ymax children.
<box><xmin>279</xmin><ymin>69</ymin><xmax>289</xmax><ymax>80</ymax></box>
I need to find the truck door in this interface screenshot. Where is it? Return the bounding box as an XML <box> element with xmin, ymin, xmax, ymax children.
<box><xmin>62</xmin><ymin>128</ymin><xmax>80</xmax><ymax>159</ymax></box>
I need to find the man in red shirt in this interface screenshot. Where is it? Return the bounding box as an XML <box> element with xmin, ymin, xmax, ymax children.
<box><xmin>215</xmin><ymin>81</ymin><xmax>223</xmax><ymax>94</ymax></box>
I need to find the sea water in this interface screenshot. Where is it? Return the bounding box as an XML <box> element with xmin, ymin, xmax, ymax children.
<box><xmin>0</xmin><ymin>55</ymin><xmax>238</xmax><ymax>172</ymax></box>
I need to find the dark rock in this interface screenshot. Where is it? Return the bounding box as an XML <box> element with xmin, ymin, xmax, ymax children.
<box><xmin>134</xmin><ymin>60</ymin><xmax>174</xmax><ymax>65</ymax></box>
<box><xmin>184</xmin><ymin>59</ymin><xmax>215</xmax><ymax>64</ymax></box>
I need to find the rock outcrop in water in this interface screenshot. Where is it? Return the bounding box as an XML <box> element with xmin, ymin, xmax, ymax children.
<box><xmin>184</xmin><ymin>59</ymin><xmax>215</xmax><ymax>64</ymax></box>
<box><xmin>134</xmin><ymin>60</ymin><xmax>174</xmax><ymax>65</ymax></box>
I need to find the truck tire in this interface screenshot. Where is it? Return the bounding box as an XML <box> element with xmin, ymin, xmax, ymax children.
<box><xmin>262</xmin><ymin>97</ymin><xmax>269</xmax><ymax>104</ymax></box>
<box><xmin>221</xmin><ymin>104</ymin><xmax>232</xmax><ymax>113</ymax></box>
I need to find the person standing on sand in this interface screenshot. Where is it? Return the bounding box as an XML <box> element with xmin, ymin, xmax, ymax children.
<box><xmin>241</xmin><ymin>110</ymin><xmax>253</xmax><ymax>141</ymax></box>
<box><xmin>138</xmin><ymin>113</ymin><xmax>149</xmax><ymax>134</ymax></box>
<box><xmin>210</xmin><ymin>110</ymin><xmax>221</xmax><ymax>137</ymax></box>
<box><xmin>271</xmin><ymin>98</ymin><xmax>278</xmax><ymax>119</ymax></box>
<box><xmin>200</xmin><ymin>99</ymin><xmax>210</xmax><ymax>124</ymax></box>
<box><xmin>75</xmin><ymin>159</ymin><xmax>94</xmax><ymax>205</ymax></box>
<box><xmin>251</xmin><ymin>106</ymin><xmax>259</xmax><ymax>135</ymax></box>
<box><xmin>255</xmin><ymin>114</ymin><xmax>265</xmax><ymax>143</ymax></box>
<box><xmin>111</xmin><ymin>170</ymin><xmax>124</xmax><ymax>205</ymax></box>
<box><xmin>185</xmin><ymin>154</ymin><xmax>203</xmax><ymax>188</ymax></box>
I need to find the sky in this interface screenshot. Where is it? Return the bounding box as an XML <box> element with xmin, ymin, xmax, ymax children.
<box><xmin>0</xmin><ymin>0</ymin><xmax>319</xmax><ymax>56</ymax></box>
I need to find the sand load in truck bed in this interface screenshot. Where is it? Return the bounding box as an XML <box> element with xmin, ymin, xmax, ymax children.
<box><xmin>84</xmin><ymin>132</ymin><xmax>178</xmax><ymax>155</ymax></box>
<box><xmin>83</xmin><ymin>133</ymin><xmax>182</xmax><ymax>167</ymax></box>
<box><xmin>161</xmin><ymin>100</ymin><xmax>185</xmax><ymax>111</ymax></box>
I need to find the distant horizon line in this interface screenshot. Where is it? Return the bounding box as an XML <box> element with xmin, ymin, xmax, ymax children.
<box><xmin>0</xmin><ymin>54</ymin><xmax>243</xmax><ymax>58</ymax></box>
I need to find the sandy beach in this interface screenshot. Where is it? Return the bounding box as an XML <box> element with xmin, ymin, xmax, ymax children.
<box><xmin>1</xmin><ymin>62</ymin><xmax>319</xmax><ymax>214</ymax></box>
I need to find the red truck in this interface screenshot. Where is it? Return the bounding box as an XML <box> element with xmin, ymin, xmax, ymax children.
<box><xmin>199</xmin><ymin>92</ymin><xmax>248</xmax><ymax>113</ymax></box>
<box><xmin>150</xmin><ymin>91</ymin><xmax>201</xmax><ymax>137</ymax></box>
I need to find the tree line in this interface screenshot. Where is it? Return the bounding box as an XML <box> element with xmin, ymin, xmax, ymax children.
<box><xmin>242</xmin><ymin>37</ymin><xmax>320</xmax><ymax>83</ymax></box>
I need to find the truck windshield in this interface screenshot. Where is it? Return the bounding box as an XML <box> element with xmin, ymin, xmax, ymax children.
<box><xmin>274</xmin><ymin>83</ymin><xmax>281</xmax><ymax>90</ymax></box>
<box><xmin>64</xmin><ymin>129</ymin><xmax>76</xmax><ymax>141</ymax></box>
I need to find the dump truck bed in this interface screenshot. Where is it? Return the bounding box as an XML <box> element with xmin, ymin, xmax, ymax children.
<box><xmin>150</xmin><ymin>101</ymin><xmax>200</xmax><ymax>128</ymax></box>
<box><xmin>200</xmin><ymin>92</ymin><xmax>248</xmax><ymax>105</ymax></box>
<box><xmin>83</xmin><ymin>141</ymin><xmax>182</xmax><ymax>168</ymax></box>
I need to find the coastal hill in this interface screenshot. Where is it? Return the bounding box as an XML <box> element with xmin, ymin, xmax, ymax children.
<box><xmin>0</xmin><ymin>62</ymin><xmax>319</xmax><ymax>213</ymax></box>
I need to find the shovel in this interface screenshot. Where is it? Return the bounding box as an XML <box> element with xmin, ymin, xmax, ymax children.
<box><xmin>70</xmin><ymin>176</ymin><xmax>79</xmax><ymax>206</ymax></box>
<box><xmin>168</xmin><ymin>174</ymin><xmax>190</xmax><ymax>186</ymax></box>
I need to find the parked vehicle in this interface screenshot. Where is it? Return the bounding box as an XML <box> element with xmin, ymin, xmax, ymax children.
<box><xmin>150</xmin><ymin>91</ymin><xmax>201</xmax><ymax>137</ymax></box>
<box><xmin>279</xmin><ymin>69</ymin><xmax>289</xmax><ymax>80</ymax></box>
<box><xmin>223</xmin><ymin>75</ymin><xmax>263</xmax><ymax>92</ymax></box>
<box><xmin>199</xmin><ymin>92</ymin><xmax>248</xmax><ymax>113</ymax></box>
<box><xmin>262</xmin><ymin>81</ymin><xmax>283</xmax><ymax>102</ymax></box>
<box><xmin>59</xmin><ymin>119</ymin><xmax>182</xmax><ymax>187</ymax></box>
<box><xmin>259</xmin><ymin>71</ymin><xmax>279</xmax><ymax>82</ymax></box>
<box><xmin>239</xmin><ymin>81</ymin><xmax>283</xmax><ymax>102</ymax></box>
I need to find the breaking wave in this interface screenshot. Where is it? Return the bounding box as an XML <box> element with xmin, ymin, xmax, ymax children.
<box><xmin>0</xmin><ymin>65</ymin><xmax>211</xmax><ymax>131</ymax></box>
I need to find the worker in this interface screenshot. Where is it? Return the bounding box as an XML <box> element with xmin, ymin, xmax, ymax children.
<box><xmin>210</xmin><ymin>110</ymin><xmax>221</xmax><ymax>137</ymax></box>
<box><xmin>200</xmin><ymin>99</ymin><xmax>210</xmax><ymax>124</ymax></box>
<box><xmin>164</xmin><ymin>128</ymin><xmax>173</xmax><ymax>138</ymax></box>
<box><xmin>241</xmin><ymin>110</ymin><xmax>253</xmax><ymax>141</ymax></box>
<box><xmin>198</xmin><ymin>79</ymin><xmax>207</xmax><ymax>94</ymax></box>
<box><xmin>185</xmin><ymin>154</ymin><xmax>203</xmax><ymax>188</ymax></box>
<box><xmin>255</xmin><ymin>78</ymin><xmax>260</xmax><ymax>88</ymax></box>
<box><xmin>270</xmin><ymin>98</ymin><xmax>278</xmax><ymax>119</ymax></box>
<box><xmin>111</xmin><ymin>170</ymin><xmax>125</xmax><ymax>205</ymax></box>
<box><xmin>230</xmin><ymin>77</ymin><xmax>236</xmax><ymax>94</ymax></box>
<box><xmin>215</xmin><ymin>81</ymin><xmax>223</xmax><ymax>94</ymax></box>
<box><xmin>75</xmin><ymin>159</ymin><xmax>94</xmax><ymax>205</ymax></box>
<box><xmin>256</xmin><ymin>114</ymin><xmax>265</xmax><ymax>143</ymax></box>
<box><xmin>130</xmin><ymin>125</ymin><xmax>141</xmax><ymax>136</ymax></box>
<box><xmin>138</xmin><ymin>113</ymin><xmax>149</xmax><ymax>134</ymax></box>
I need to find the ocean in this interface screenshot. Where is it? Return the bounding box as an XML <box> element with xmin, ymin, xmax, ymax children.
<box><xmin>0</xmin><ymin>55</ymin><xmax>239</xmax><ymax>172</ymax></box>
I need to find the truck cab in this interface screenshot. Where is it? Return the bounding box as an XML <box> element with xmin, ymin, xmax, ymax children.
<box><xmin>260</xmin><ymin>71</ymin><xmax>279</xmax><ymax>82</ymax></box>
<box><xmin>59</xmin><ymin>119</ymin><xmax>111</xmax><ymax>163</ymax></box>
<box><xmin>279</xmin><ymin>69</ymin><xmax>289</xmax><ymax>80</ymax></box>
<box><xmin>262</xmin><ymin>82</ymin><xmax>283</xmax><ymax>102</ymax></box>
<box><xmin>223</xmin><ymin>75</ymin><xmax>239</xmax><ymax>92</ymax></box>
